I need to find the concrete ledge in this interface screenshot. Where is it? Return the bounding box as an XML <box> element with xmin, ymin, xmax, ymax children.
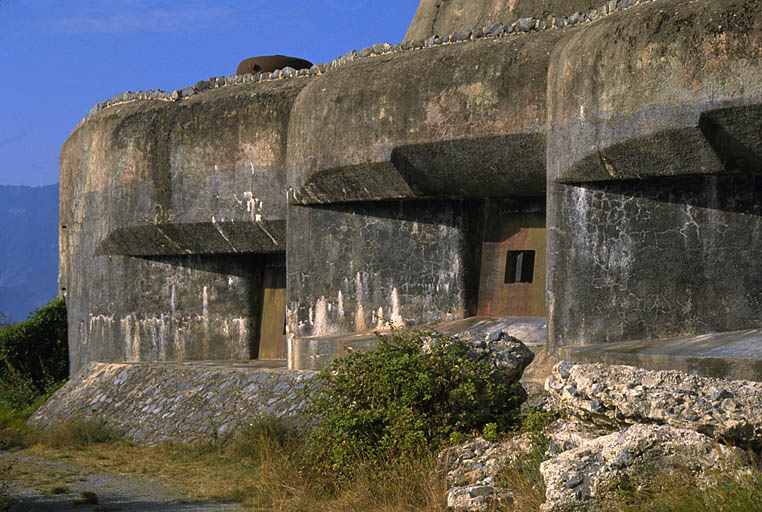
<box><xmin>289</xmin><ymin>316</ymin><xmax>547</xmax><ymax>370</ymax></box>
<box><xmin>98</xmin><ymin>220</ymin><xmax>286</xmax><ymax>256</ymax></box>
<box><xmin>30</xmin><ymin>361</ymin><xmax>316</xmax><ymax>445</ymax></box>
<box><xmin>560</xmin><ymin>329</ymin><xmax>762</xmax><ymax>381</ymax></box>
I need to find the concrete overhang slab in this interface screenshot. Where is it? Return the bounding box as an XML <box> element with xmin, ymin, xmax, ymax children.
<box><xmin>97</xmin><ymin>220</ymin><xmax>286</xmax><ymax>256</ymax></box>
<box><xmin>287</xmin><ymin>31</ymin><xmax>566</xmax><ymax>204</ymax></box>
<box><xmin>547</xmin><ymin>0</ymin><xmax>762</xmax><ymax>184</ymax></box>
<box><xmin>561</xmin><ymin>328</ymin><xmax>762</xmax><ymax>381</ymax></box>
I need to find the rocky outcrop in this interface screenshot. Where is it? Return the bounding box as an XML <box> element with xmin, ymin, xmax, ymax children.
<box><xmin>424</xmin><ymin>330</ymin><xmax>535</xmax><ymax>382</ymax></box>
<box><xmin>545</xmin><ymin>361</ymin><xmax>762</xmax><ymax>451</ymax></box>
<box><xmin>539</xmin><ymin>423</ymin><xmax>749</xmax><ymax>512</ymax></box>
<box><xmin>446</xmin><ymin>484</ymin><xmax>514</xmax><ymax>511</ymax></box>
<box><xmin>543</xmin><ymin>419</ymin><xmax>608</xmax><ymax>457</ymax></box>
<box><xmin>439</xmin><ymin>361</ymin><xmax>760</xmax><ymax>511</ymax></box>
<box><xmin>438</xmin><ymin>433</ymin><xmax>536</xmax><ymax>488</ymax></box>
<box><xmin>438</xmin><ymin>433</ymin><xmax>534</xmax><ymax>511</ymax></box>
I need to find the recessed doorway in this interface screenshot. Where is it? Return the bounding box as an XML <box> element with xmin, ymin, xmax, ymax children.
<box><xmin>477</xmin><ymin>213</ymin><xmax>546</xmax><ymax>317</ymax></box>
<box><xmin>255</xmin><ymin>254</ymin><xmax>287</xmax><ymax>359</ymax></box>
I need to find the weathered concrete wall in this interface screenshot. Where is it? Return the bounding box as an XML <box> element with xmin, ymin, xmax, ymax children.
<box><xmin>60</xmin><ymin>0</ymin><xmax>762</xmax><ymax>376</ymax></box>
<box><xmin>286</xmin><ymin>200</ymin><xmax>481</xmax><ymax>339</ymax></box>
<box><xmin>546</xmin><ymin>0</ymin><xmax>762</xmax><ymax>353</ymax></box>
<box><xmin>548</xmin><ymin>176</ymin><xmax>762</xmax><ymax>350</ymax></box>
<box><xmin>30</xmin><ymin>362</ymin><xmax>317</xmax><ymax>445</ymax></box>
<box><xmin>61</xmin><ymin>80</ymin><xmax>307</xmax><ymax>374</ymax></box>
<box><xmin>69</xmin><ymin>254</ymin><xmax>265</xmax><ymax>373</ymax></box>
<box><xmin>404</xmin><ymin>0</ymin><xmax>600</xmax><ymax>41</ymax></box>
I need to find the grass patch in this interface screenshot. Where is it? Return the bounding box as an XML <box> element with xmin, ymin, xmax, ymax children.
<box><xmin>613</xmin><ymin>461</ymin><xmax>762</xmax><ymax>512</ymax></box>
<box><xmin>21</xmin><ymin>416</ymin><xmax>447</xmax><ymax>511</ymax></box>
<box><xmin>43</xmin><ymin>418</ymin><xmax>119</xmax><ymax>449</ymax></box>
<box><xmin>0</xmin><ymin>380</ymin><xmax>65</xmax><ymax>450</ymax></box>
<box><xmin>7</xmin><ymin>410</ymin><xmax>762</xmax><ymax>511</ymax></box>
<box><xmin>494</xmin><ymin>409</ymin><xmax>556</xmax><ymax>511</ymax></box>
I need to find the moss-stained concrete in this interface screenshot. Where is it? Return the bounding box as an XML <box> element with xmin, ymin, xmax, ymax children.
<box><xmin>61</xmin><ymin>80</ymin><xmax>307</xmax><ymax>373</ymax></box>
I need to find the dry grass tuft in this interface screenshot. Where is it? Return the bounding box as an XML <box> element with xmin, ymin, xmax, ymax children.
<box><xmin>43</xmin><ymin>417</ymin><xmax>119</xmax><ymax>449</ymax></box>
<box><xmin>7</xmin><ymin>413</ymin><xmax>762</xmax><ymax>511</ymax></box>
<box><xmin>22</xmin><ymin>416</ymin><xmax>447</xmax><ymax>511</ymax></box>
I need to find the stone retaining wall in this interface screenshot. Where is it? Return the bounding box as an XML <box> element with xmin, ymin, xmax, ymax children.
<box><xmin>30</xmin><ymin>362</ymin><xmax>318</xmax><ymax>445</ymax></box>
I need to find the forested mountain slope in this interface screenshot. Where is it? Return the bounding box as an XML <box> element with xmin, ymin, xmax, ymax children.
<box><xmin>0</xmin><ymin>184</ymin><xmax>58</xmax><ymax>322</ymax></box>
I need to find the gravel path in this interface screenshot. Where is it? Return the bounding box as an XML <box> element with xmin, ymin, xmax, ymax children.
<box><xmin>0</xmin><ymin>452</ymin><xmax>241</xmax><ymax>512</ymax></box>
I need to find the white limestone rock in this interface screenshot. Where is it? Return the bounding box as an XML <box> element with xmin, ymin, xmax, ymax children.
<box><xmin>543</xmin><ymin>419</ymin><xmax>608</xmax><ymax>457</ymax></box>
<box><xmin>545</xmin><ymin>362</ymin><xmax>762</xmax><ymax>450</ymax></box>
<box><xmin>438</xmin><ymin>433</ymin><xmax>537</xmax><ymax>487</ymax></box>
<box><xmin>539</xmin><ymin>423</ymin><xmax>749</xmax><ymax>512</ymax></box>
<box><xmin>447</xmin><ymin>484</ymin><xmax>513</xmax><ymax>511</ymax></box>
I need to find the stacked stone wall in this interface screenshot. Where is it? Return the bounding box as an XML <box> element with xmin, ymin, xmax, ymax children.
<box><xmin>30</xmin><ymin>362</ymin><xmax>317</xmax><ymax>445</ymax></box>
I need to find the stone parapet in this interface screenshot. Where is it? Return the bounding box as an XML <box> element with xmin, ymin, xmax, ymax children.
<box><xmin>79</xmin><ymin>0</ymin><xmax>653</xmax><ymax>122</ymax></box>
<box><xmin>30</xmin><ymin>362</ymin><xmax>318</xmax><ymax>445</ymax></box>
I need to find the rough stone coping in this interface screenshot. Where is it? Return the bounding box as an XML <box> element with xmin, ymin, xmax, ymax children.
<box><xmin>83</xmin><ymin>0</ymin><xmax>651</xmax><ymax>119</ymax></box>
<box><xmin>560</xmin><ymin>328</ymin><xmax>762</xmax><ymax>382</ymax></box>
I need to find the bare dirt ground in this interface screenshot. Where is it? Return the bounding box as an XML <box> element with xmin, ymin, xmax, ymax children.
<box><xmin>0</xmin><ymin>452</ymin><xmax>241</xmax><ymax>512</ymax></box>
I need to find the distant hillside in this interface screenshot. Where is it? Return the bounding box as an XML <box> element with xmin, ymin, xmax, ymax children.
<box><xmin>0</xmin><ymin>184</ymin><xmax>59</xmax><ymax>323</ymax></box>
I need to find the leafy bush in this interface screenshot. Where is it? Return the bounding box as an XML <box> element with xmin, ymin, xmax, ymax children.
<box><xmin>308</xmin><ymin>329</ymin><xmax>525</xmax><ymax>475</ymax></box>
<box><xmin>0</xmin><ymin>297</ymin><xmax>67</xmax><ymax>396</ymax></box>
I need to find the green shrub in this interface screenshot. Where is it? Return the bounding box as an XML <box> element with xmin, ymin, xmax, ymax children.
<box><xmin>0</xmin><ymin>297</ymin><xmax>67</xmax><ymax>396</ymax></box>
<box><xmin>308</xmin><ymin>329</ymin><xmax>525</xmax><ymax>475</ymax></box>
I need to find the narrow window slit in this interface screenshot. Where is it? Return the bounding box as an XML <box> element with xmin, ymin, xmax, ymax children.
<box><xmin>505</xmin><ymin>250</ymin><xmax>535</xmax><ymax>284</ymax></box>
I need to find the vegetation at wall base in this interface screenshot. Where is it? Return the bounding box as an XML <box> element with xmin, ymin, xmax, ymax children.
<box><xmin>0</xmin><ymin>297</ymin><xmax>67</xmax><ymax>402</ymax></box>
<box><xmin>307</xmin><ymin>329</ymin><xmax>526</xmax><ymax>478</ymax></box>
<box><xmin>2</xmin><ymin>412</ymin><xmax>759</xmax><ymax>512</ymax></box>
<box><xmin>0</xmin><ymin>322</ymin><xmax>759</xmax><ymax>510</ymax></box>
<box><xmin>0</xmin><ymin>297</ymin><xmax>68</xmax><ymax>450</ymax></box>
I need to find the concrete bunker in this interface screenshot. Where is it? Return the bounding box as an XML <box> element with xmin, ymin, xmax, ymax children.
<box><xmin>58</xmin><ymin>0</ymin><xmax>762</xmax><ymax>382</ymax></box>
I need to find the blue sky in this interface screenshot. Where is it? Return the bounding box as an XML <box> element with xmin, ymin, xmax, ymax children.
<box><xmin>0</xmin><ymin>0</ymin><xmax>418</xmax><ymax>186</ymax></box>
